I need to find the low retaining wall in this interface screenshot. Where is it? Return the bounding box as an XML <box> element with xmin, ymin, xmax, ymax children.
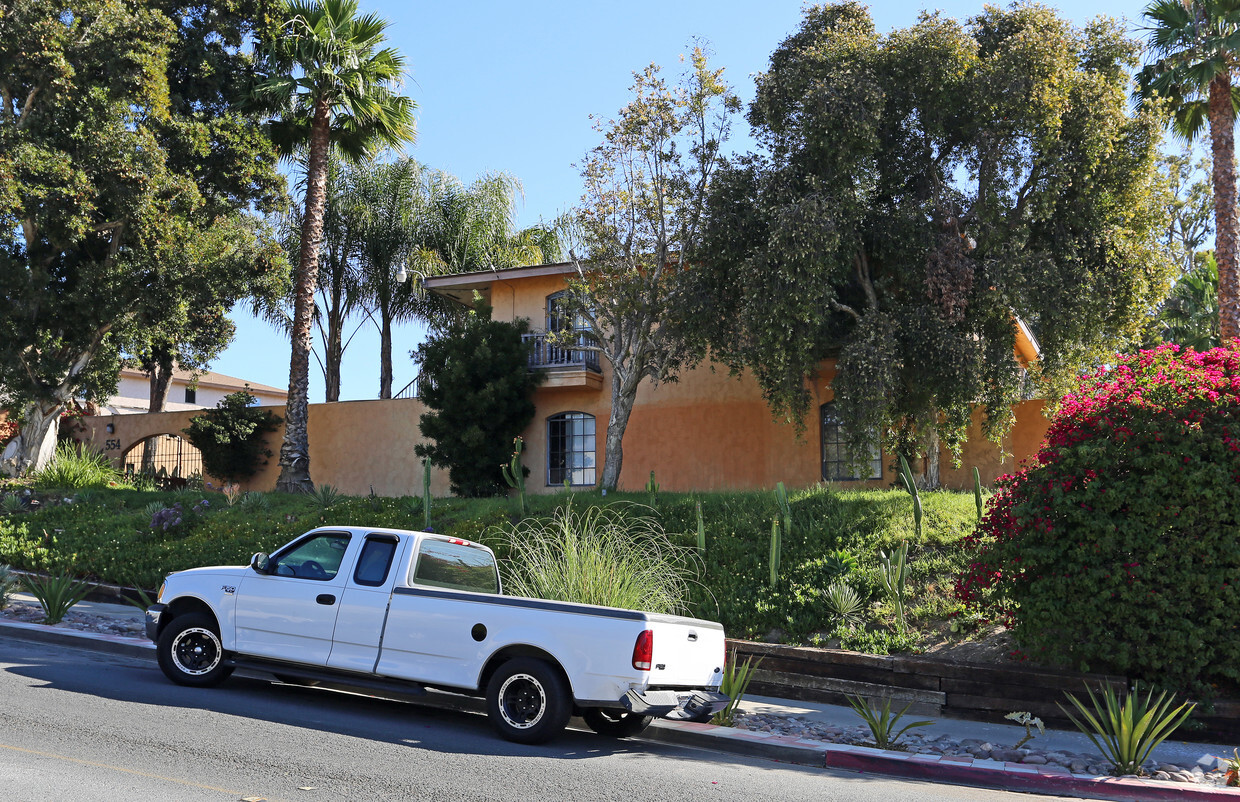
<box><xmin>728</xmin><ymin>640</ymin><xmax>1240</xmax><ymax>741</ymax></box>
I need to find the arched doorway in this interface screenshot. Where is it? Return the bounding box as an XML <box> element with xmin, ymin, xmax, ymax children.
<box><xmin>121</xmin><ymin>434</ymin><xmax>204</xmax><ymax>487</ymax></box>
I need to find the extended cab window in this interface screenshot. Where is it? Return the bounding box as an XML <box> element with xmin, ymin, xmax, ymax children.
<box><xmin>273</xmin><ymin>532</ymin><xmax>351</xmax><ymax>580</ymax></box>
<box><xmin>411</xmin><ymin>539</ymin><xmax>498</xmax><ymax>594</ymax></box>
<box><xmin>354</xmin><ymin>536</ymin><xmax>398</xmax><ymax>587</ymax></box>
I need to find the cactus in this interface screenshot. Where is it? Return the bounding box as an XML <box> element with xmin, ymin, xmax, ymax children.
<box><xmin>897</xmin><ymin>454</ymin><xmax>923</xmax><ymax>540</ymax></box>
<box><xmin>879</xmin><ymin>541</ymin><xmax>910</xmax><ymax>634</ymax></box>
<box><xmin>973</xmin><ymin>466</ymin><xmax>984</xmax><ymax>522</ymax></box>
<box><xmin>769</xmin><ymin>518</ymin><xmax>782</xmax><ymax>588</ymax></box>
<box><xmin>645</xmin><ymin>470</ymin><xmax>659</xmax><ymax>506</ymax></box>
<box><xmin>774</xmin><ymin>481</ymin><xmax>793</xmax><ymax>541</ymax></box>
<box><xmin>422</xmin><ymin>455</ymin><xmax>432</xmax><ymax>531</ymax></box>
<box><xmin>695</xmin><ymin>500</ymin><xmax>706</xmax><ymax>556</ymax></box>
<box><xmin>501</xmin><ymin>436</ymin><xmax>527</xmax><ymax>518</ymax></box>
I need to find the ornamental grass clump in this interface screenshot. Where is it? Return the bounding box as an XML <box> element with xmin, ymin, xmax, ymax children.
<box><xmin>33</xmin><ymin>443</ymin><xmax>119</xmax><ymax>490</ymax></box>
<box><xmin>955</xmin><ymin>344</ymin><xmax>1240</xmax><ymax>693</ymax></box>
<box><xmin>497</xmin><ymin>502</ymin><xmax>699</xmax><ymax>615</ymax></box>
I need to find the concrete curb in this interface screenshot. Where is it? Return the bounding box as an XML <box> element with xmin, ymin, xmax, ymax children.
<box><xmin>4</xmin><ymin>620</ymin><xmax>1238</xmax><ymax>800</ymax></box>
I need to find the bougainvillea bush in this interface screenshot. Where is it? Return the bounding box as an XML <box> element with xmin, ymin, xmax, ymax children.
<box><xmin>956</xmin><ymin>343</ymin><xmax>1240</xmax><ymax>693</ymax></box>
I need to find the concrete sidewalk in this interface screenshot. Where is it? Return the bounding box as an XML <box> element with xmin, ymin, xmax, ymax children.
<box><xmin>2</xmin><ymin>597</ymin><xmax>1237</xmax><ymax>801</ymax></box>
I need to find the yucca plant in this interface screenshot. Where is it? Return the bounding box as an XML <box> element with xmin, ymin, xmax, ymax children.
<box><xmin>311</xmin><ymin>484</ymin><xmax>342</xmax><ymax>511</ymax></box>
<box><xmin>847</xmin><ymin>694</ymin><xmax>934</xmax><ymax>749</ymax></box>
<box><xmin>1059</xmin><ymin>682</ymin><xmax>1196</xmax><ymax>776</ymax></box>
<box><xmin>23</xmin><ymin>571</ymin><xmax>93</xmax><ymax>625</ymax></box>
<box><xmin>774</xmin><ymin>481</ymin><xmax>793</xmax><ymax>541</ymax></box>
<box><xmin>823</xmin><ymin>578</ymin><xmax>865</xmax><ymax>625</ymax></box>
<box><xmin>897</xmin><ymin>454</ymin><xmax>923</xmax><ymax>539</ymax></box>
<box><xmin>711</xmin><ymin>649</ymin><xmax>762</xmax><ymax>726</ymax></box>
<box><xmin>238</xmin><ymin>491</ymin><xmax>269</xmax><ymax>511</ymax></box>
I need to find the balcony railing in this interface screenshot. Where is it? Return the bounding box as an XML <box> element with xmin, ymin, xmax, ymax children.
<box><xmin>523</xmin><ymin>332</ymin><xmax>601</xmax><ymax>372</ymax></box>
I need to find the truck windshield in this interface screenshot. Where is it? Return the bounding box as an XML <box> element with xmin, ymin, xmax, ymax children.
<box><xmin>411</xmin><ymin>539</ymin><xmax>499</xmax><ymax>594</ymax></box>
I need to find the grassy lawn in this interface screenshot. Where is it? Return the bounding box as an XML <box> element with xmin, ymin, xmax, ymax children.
<box><xmin>0</xmin><ymin>480</ymin><xmax>984</xmax><ymax>653</ymax></box>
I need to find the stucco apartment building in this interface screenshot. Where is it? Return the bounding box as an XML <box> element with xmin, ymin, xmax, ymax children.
<box><xmin>423</xmin><ymin>262</ymin><xmax>1050</xmax><ymax>493</ymax></box>
<box><xmin>105</xmin><ymin>367</ymin><xmax>287</xmax><ymax>415</ymax></box>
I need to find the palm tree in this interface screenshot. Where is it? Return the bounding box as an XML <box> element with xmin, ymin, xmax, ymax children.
<box><xmin>1138</xmin><ymin>0</ymin><xmax>1240</xmax><ymax>342</ymax></box>
<box><xmin>252</xmin><ymin>0</ymin><xmax>416</xmax><ymax>492</ymax></box>
<box><xmin>1160</xmin><ymin>252</ymin><xmax>1221</xmax><ymax>349</ymax></box>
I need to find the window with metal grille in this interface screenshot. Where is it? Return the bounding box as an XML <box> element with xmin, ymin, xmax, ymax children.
<box><xmin>821</xmin><ymin>402</ymin><xmax>882</xmax><ymax>481</ymax></box>
<box><xmin>547</xmin><ymin>411</ymin><xmax>596</xmax><ymax>486</ymax></box>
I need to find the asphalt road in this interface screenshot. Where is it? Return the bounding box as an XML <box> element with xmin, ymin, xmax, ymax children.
<box><xmin>0</xmin><ymin>639</ymin><xmax>1072</xmax><ymax>802</ymax></box>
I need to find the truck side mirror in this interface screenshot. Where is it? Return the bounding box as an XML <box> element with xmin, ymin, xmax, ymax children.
<box><xmin>250</xmin><ymin>552</ymin><xmax>271</xmax><ymax>574</ymax></box>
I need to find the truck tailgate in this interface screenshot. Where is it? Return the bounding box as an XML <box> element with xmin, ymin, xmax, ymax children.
<box><xmin>646</xmin><ymin>615</ymin><xmax>726</xmax><ymax>688</ymax></box>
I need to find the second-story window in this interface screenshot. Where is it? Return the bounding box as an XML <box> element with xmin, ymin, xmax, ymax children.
<box><xmin>546</xmin><ymin>289</ymin><xmax>588</xmax><ymax>337</ymax></box>
<box><xmin>548</xmin><ymin>411</ymin><xmax>596</xmax><ymax>486</ymax></box>
<box><xmin>184</xmin><ymin>387</ymin><xmax>196</xmax><ymax>404</ymax></box>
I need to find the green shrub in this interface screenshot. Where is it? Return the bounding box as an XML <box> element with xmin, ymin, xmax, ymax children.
<box><xmin>496</xmin><ymin>502</ymin><xmax>699</xmax><ymax>615</ymax></box>
<box><xmin>33</xmin><ymin>443</ymin><xmax>119</xmax><ymax>489</ymax></box>
<box><xmin>956</xmin><ymin>344</ymin><xmax>1240</xmax><ymax>692</ymax></box>
<box><xmin>414</xmin><ymin>301</ymin><xmax>543</xmax><ymax>497</ymax></box>
<box><xmin>183</xmin><ymin>391</ymin><xmax>281</xmax><ymax>483</ymax></box>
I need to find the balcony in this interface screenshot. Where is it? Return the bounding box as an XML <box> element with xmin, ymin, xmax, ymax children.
<box><xmin>523</xmin><ymin>332</ymin><xmax>603</xmax><ymax>390</ymax></box>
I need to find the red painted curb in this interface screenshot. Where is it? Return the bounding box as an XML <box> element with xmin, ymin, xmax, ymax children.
<box><xmin>823</xmin><ymin>749</ymin><xmax>1239</xmax><ymax>801</ymax></box>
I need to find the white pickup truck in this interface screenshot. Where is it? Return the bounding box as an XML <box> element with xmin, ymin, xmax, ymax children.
<box><xmin>145</xmin><ymin>526</ymin><xmax>728</xmax><ymax>743</ymax></box>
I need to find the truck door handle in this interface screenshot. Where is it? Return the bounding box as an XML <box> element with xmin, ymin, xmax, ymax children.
<box><xmin>316</xmin><ymin>594</ymin><xmax>336</xmax><ymax>605</ymax></box>
<box><xmin>687</xmin><ymin>632</ymin><xmax>698</xmax><ymax>642</ymax></box>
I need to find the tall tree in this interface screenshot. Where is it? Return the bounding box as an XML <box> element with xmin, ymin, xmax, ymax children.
<box><xmin>1138</xmin><ymin>0</ymin><xmax>1240</xmax><ymax>341</ymax></box>
<box><xmin>684</xmin><ymin>3</ymin><xmax>1174</xmax><ymax>482</ymax></box>
<box><xmin>252</xmin><ymin>0</ymin><xmax>416</xmax><ymax>492</ymax></box>
<box><xmin>0</xmin><ymin>0</ymin><xmax>286</xmax><ymax>475</ymax></box>
<box><xmin>565</xmin><ymin>46</ymin><xmax>739</xmax><ymax>489</ymax></box>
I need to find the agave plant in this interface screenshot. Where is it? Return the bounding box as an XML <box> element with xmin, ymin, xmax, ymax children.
<box><xmin>847</xmin><ymin>694</ymin><xmax>933</xmax><ymax>749</ymax></box>
<box><xmin>311</xmin><ymin>484</ymin><xmax>342</xmax><ymax>511</ymax></box>
<box><xmin>1059</xmin><ymin>682</ymin><xmax>1196</xmax><ymax>776</ymax></box>
<box><xmin>0</xmin><ymin>564</ymin><xmax>18</xmax><ymax>609</ymax></box>
<box><xmin>23</xmin><ymin>571</ymin><xmax>93</xmax><ymax>625</ymax></box>
<box><xmin>239</xmin><ymin>491</ymin><xmax>270</xmax><ymax>511</ymax></box>
<box><xmin>1</xmin><ymin>494</ymin><xmax>24</xmax><ymax>515</ymax></box>
<box><xmin>711</xmin><ymin>649</ymin><xmax>762</xmax><ymax>727</ymax></box>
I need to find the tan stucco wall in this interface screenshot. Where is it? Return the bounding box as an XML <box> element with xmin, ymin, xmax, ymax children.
<box><xmin>81</xmin><ymin>398</ymin><xmax>450</xmax><ymax>497</ymax></box>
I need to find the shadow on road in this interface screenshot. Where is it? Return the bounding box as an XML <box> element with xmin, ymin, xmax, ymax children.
<box><xmin>3</xmin><ymin>641</ymin><xmax>702</xmax><ymax>764</ymax></box>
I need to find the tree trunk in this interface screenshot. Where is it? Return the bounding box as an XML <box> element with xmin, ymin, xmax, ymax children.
<box><xmin>379</xmin><ymin>307</ymin><xmax>393</xmax><ymax>399</ymax></box>
<box><xmin>600</xmin><ymin>368</ymin><xmax>639</xmax><ymax>490</ymax></box>
<box><xmin>324</xmin><ymin>311</ymin><xmax>343</xmax><ymax>403</ymax></box>
<box><xmin>1209</xmin><ymin>74</ymin><xmax>1239</xmax><ymax>342</ymax></box>
<box><xmin>0</xmin><ymin>401</ymin><xmax>62</xmax><ymax>477</ymax></box>
<box><xmin>141</xmin><ymin>359</ymin><xmax>174</xmax><ymax>473</ymax></box>
<box><xmin>276</xmin><ymin>96</ymin><xmax>332</xmax><ymax>493</ymax></box>
<box><xmin>922</xmin><ymin>430</ymin><xmax>941</xmax><ymax>490</ymax></box>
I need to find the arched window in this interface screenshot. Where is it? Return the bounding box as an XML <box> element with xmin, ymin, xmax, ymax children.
<box><xmin>820</xmin><ymin>403</ymin><xmax>882</xmax><ymax>481</ymax></box>
<box><xmin>547</xmin><ymin>412</ymin><xmax>596</xmax><ymax>486</ymax></box>
<box><xmin>546</xmin><ymin>289</ymin><xmax>587</xmax><ymax>336</ymax></box>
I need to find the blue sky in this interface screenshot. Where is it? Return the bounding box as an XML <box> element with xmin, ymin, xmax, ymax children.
<box><xmin>211</xmin><ymin>0</ymin><xmax>1143</xmax><ymax>401</ymax></box>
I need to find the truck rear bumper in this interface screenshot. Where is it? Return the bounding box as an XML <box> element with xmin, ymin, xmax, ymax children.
<box><xmin>621</xmin><ymin>688</ymin><xmax>730</xmax><ymax>719</ymax></box>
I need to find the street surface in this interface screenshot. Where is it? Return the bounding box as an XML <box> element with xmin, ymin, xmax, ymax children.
<box><xmin>0</xmin><ymin>639</ymin><xmax>1074</xmax><ymax>801</ymax></box>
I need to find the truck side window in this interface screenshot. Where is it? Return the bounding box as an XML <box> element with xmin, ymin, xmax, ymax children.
<box><xmin>354</xmin><ymin>536</ymin><xmax>398</xmax><ymax>587</ymax></box>
<box><xmin>411</xmin><ymin>540</ymin><xmax>499</xmax><ymax>594</ymax></box>
<box><xmin>272</xmin><ymin>532</ymin><xmax>351</xmax><ymax>580</ymax></box>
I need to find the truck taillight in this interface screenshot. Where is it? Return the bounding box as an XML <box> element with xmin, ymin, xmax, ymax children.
<box><xmin>632</xmin><ymin>629</ymin><xmax>653</xmax><ymax>671</ymax></box>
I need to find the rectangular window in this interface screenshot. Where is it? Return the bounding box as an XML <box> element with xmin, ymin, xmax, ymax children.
<box><xmin>184</xmin><ymin>387</ymin><xmax>197</xmax><ymax>404</ymax></box>
<box><xmin>353</xmin><ymin>536</ymin><xmax>399</xmax><ymax>587</ymax></box>
<box><xmin>548</xmin><ymin>412</ymin><xmax>596</xmax><ymax>486</ymax></box>
<box><xmin>821</xmin><ymin>404</ymin><xmax>882</xmax><ymax>481</ymax></box>
<box><xmin>411</xmin><ymin>539</ymin><xmax>499</xmax><ymax>594</ymax></box>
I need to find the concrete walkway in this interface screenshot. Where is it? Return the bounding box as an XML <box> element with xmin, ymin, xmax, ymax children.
<box><xmin>3</xmin><ymin>597</ymin><xmax>1237</xmax><ymax>801</ymax></box>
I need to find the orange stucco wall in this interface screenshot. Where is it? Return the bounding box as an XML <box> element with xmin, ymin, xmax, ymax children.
<box><xmin>81</xmin><ymin>398</ymin><xmax>450</xmax><ymax>497</ymax></box>
<box><xmin>492</xmin><ymin>271</ymin><xmax>1049</xmax><ymax>494</ymax></box>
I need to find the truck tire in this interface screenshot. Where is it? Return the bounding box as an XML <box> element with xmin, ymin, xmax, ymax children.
<box><xmin>157</xmin><ymin>612</ymin><xmax>234</xmax><ymax>687</ymax></box>
<box><xmin>486</xmin><ymin>657</ymin><xmax>571</xmax><ymax>744</ymax></box>
<box><xmin>582</xmin><ymin>708</ymin><xmax>653</xmax><ymax>738</ymax></box>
